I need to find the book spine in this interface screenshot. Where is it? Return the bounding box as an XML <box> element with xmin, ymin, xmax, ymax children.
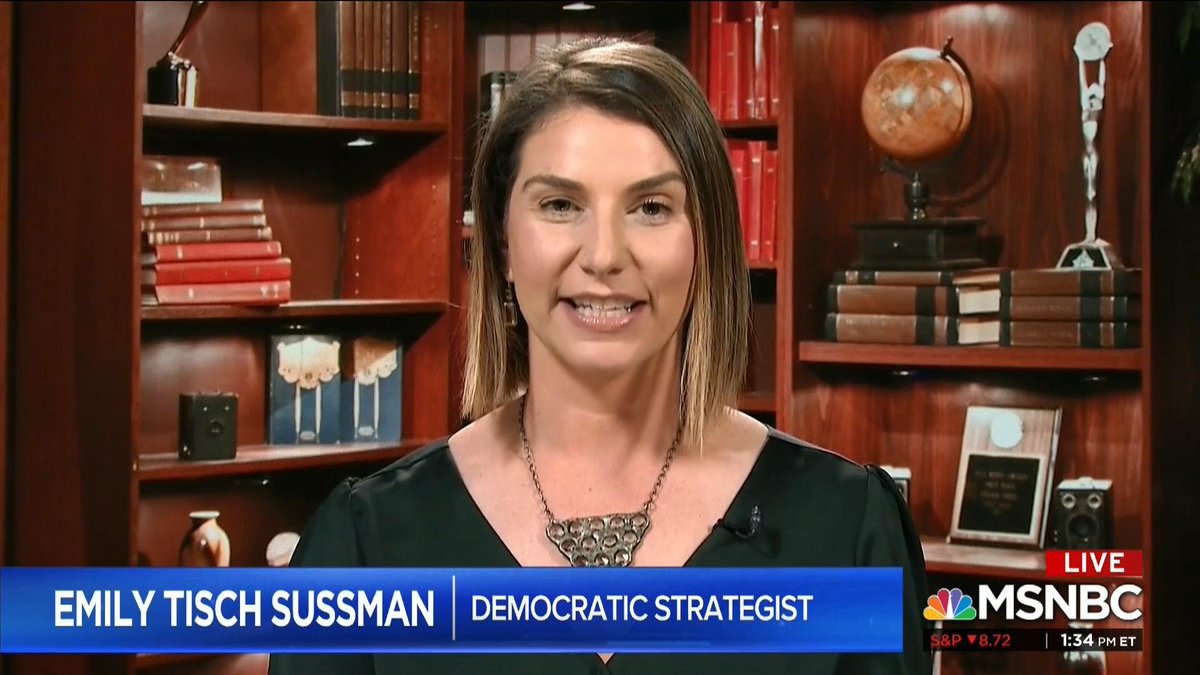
<box><xmin>142</xmin><ymin>213</ymin><xmax>268</xmax><ymax>232</ymax></box>
<box><xmin>316</xmin><ymin>1</ymin><xmax>341</xmax><ymax>116</ymax></box>
<box><xmin>721</xmin><ymin>21</ymin><xmax>740</xmax><ymax>121</ymax></box>
<box><xmin>999</xmin><ymin>321</ymin><xmax>1141</xmax><ymax>348</ymax></box>
<box><xmin>146</xmin><ymin>241</ymin><xmax>284</xmax><ymax>263</ymax></box>
<box><xmin>141</xmin><ymin>198</ymin><xmax>264</xmax><ymax>218</ymax></box>
<box><xmin>391</xmin><ymin>0</ymin><xmax>408</xmax><ymax>119</ymax></box>
<box><xmin>767</xmin><ymin>5</ymin><xmax>780</xmax><ymax>119</ymax></box>
<box><xmin>143</xmin><ymin>226</ymin><xmax>272</xmax><ymax>246</ymax></box>
<box><xmin>1000</xmin><ymin>295</ymin><xmax>1141</xmax><ymax>321</ymax></box>
<box><xmin>824</xmin><ymin>313</ymin><xmax>951</xmax><ymax>346</ymax></box>
<box><xmin>365</xmin><ymin>0</ymin><xmax>378</xmax><ymax>118</ymax></box>
<box><xmin>747</xmin><ymin>140</ymin><xmax>764</xmax><ymax>262</ymax></box>
<box><xmin>707</xmin><ymin>1</ymin><xmax>724</xmax><ymax>118</ymax></box>
<box><xmin>151</xmin><ymin>281</ymin><xmax>292</xmax><ymax>306</ymax></box>
<box><xmin>145</xmin><ymin>258</ymin><xmax>293</xmax><ymax>286</ymax></box>
<box><xmin>761</xmin><ymin>148</ymin><xmax>777</xmax><ymax>263</ymax></box>
<box><xmin>827</xmin><ymin>285</ymin><xmax>957</xmax><ymax>316</ymax></box>
<box><xmin>1000</xmin><ymin>269</ymin><xmax>1142</xmax><ymax>296</ymax></box>
<box><xmin>352</xmin><ymin>0</ymin><xmax>366</xmax><ymax>117</ymax></box>
<box><xmin>407</xmin><ymin>0</ymin><xmax>421</xmax><ymax>120</ymax></box>
<box><xmin>739</xmin><ymin>17</ymin><xmax>754</xmax><ymax>120</ymax></box>
<box><xmin>832</xmin><ymin>269</ymin><xmax>953</xmax><ymax>286</ymax></box>
<box><xmin>729</xmin><ymin>141</ymin><xmax>749</xmax><ymax>256</ymax></box>
<box><xmin>752</xmin><ymin>1</ymin><xmax>767</xmax><ymax>120</ymax></box>
<box><xmin>339</xmin><ymin>0</ymin><xmax>356</xmax><ymax>116</ymax></box>
<box><xmin>380</xmin><ymin>0</ymin><xmax>392</xmax><ymax>120</ymax></box>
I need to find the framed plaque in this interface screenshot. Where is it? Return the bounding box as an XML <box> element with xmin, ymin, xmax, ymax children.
<box><xmin>949</xmin><ymin>406</ymin><xmax>1062</xmax><ymax>548</ymax></box>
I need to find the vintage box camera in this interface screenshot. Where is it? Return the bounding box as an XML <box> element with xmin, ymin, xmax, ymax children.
<box><xmin>881</xmin><ymin>465</ymin><xmax>912</xmax><ymax>503</ymax></box>
<box><xmin>179</xmin><ymin>393</ymin><xmax>238</xmax><ymax>461</ymax></box>
<box><xmin>1052</xmin><ymin>476</ymin><xmax>1113</xmax><ymax>550</ymax></box>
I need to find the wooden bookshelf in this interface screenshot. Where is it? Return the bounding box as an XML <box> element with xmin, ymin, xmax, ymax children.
<box><xmin>797</xmin><ymin>342</ymin><xmax>1143</xmax><ymax>373</ymax></box>
<box><xmin>144</xmin><ymin>104</ymin><xmax>447</xmax><ymax>137</ymax></box>
<box><xmin>921</xmin><ymin>537</ymin><xmax>1047</xmax><ymax>581</ymax></box>
<box><xmin>137</xmin><ymin>440</ymin><xmax>428</xmax><ymax>483</ymax></box>
<box><xmin>142</xmin><ymin>299</ymin><xmax>448</xmax><ymax>323</ymax></box>
<box><xmin>737</xmin><ymin>392</ymin><xmax>776</xmax><ymax>413</ymax></box>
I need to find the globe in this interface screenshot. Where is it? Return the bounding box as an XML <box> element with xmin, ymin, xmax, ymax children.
<box><xmin>861</xmin><ymin>45</ymin><xmax>973</xmax><ymax>166</ymax></box>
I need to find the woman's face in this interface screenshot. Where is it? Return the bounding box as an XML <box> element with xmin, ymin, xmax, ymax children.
<box><xmin>505</xmin><ymin>105</ymin><xmax>695</xmax><ymax>380</ymax></box>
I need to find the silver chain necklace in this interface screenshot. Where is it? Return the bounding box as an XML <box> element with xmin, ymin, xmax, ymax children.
<box><xmin>518</xmin><ymin>395</ymin><xmax>682</xmax><ymax>567</ymax></box>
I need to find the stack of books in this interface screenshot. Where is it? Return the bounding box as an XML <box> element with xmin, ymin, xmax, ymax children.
<box><xmin>706</xmin><ymin>1</ymin><xmax>780</xmax><ymax>122</ymax></box>
<box><xmin>822</xmin><ymin>268</ymin><xmax>1003</xmax><ymax>345</ymax></box>
<box><xmin>140</xmin><ymin>198</ymin><xmax>292</xmax><ymax>306</ymax></box>
<box><xmin>727</xmin><ymin>139</ymin><xmax>777</xmax><ymax>265</ymax></box>
<box><xmin>998</xmin><ymin>268</ymin><xmax>1141</xmax><ymax>348</ymax></box>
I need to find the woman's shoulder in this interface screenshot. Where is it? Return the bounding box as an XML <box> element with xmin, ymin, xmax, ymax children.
<box><xmin>758</xmin><ymin>426</ymin><xmax>885</xmax><ymax>493</ymax></box>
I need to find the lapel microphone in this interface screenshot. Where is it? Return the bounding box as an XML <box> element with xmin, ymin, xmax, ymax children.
<box><xmin>716</xmin><ymin>505</ymin><xmax>763</xmax><ymax>540</ymax></box>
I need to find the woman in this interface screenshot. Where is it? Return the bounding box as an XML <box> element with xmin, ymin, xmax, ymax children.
<box><xmin>270</xmin><ymin>37</ymin><xmax>931</xmax><ymax>675</ymax></box>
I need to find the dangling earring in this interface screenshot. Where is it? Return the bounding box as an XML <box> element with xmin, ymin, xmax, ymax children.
<box><xmin>504</xmin><ymin>282</ymin><xmax>517</xmax><ymax>327</ymax></box>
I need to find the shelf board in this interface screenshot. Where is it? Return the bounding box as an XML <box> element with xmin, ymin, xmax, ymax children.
<box><xmin>921</xmin><ymin>537</ymin><xmax>1047</xmax><ymax>580</ymax></box>
<box><xmin>797</xmin><ymin>341</ymin><xmax>1142</xmax><ymax>372</ymax></box>
<box><xmin>142</xmin><ymin>299</ymin><xmax>447</xmax><ymax>323</ymax></box>
<box><xmin>738</xmin><ymin>392</ymin><xmax>776</xmax><ymax>413</ymax></box>
<box><xmin>143</xmin><ymin>104</ymin><xmax>446</xmax><ymax>137</ymax></box>
<box><xmin>748</xmin><ymin>259</ymin><xmax>777</xmax><ymax>271</ymax></box>
<box><xmin>137</xmin><ymin>440</ymin><xmax>427</xmax><ymax>483</ymax></box>
<box><xmin>720</xmin><ymin>118</ymin><xmax>778</xmax><ymax>133</ymax></box>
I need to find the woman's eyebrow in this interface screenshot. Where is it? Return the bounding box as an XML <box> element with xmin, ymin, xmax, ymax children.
<box><xmin>520</xmin><ymin>171</ymin><xmax>685</xmax><ymax>195</ymax></box>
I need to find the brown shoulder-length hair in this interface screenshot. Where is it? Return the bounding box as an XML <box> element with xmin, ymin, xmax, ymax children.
<box><xmin>462</xmin><ymin>36</ymin><xmax>750</xmax><ymax>446</ymax></box>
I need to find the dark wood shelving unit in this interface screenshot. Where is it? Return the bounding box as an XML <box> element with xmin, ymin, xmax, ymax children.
<box><xmin>144</xmin><ymin>104</ymin><xmax>447</xmax><ymax>137</ymax></box>
<box><xmin>921</xmin><ymin>537</ymin><xmax>1047</xmax><ymax>581</ymax></box>
<box><xmin>738</xmin><ymin>392</ymin><xmax>776</xmax><ymax>413</ymax></box>
<box><xmin>797</xmin><ymin>342</ymin><xmax>1142</xmax><ymax>372</ymax></box>
<box><xmin>748</xmin><ymin>259</ymin><xmax>777</xmax><ymax>271</ymax></box>
<box><xmin>141</xmin><ymin>299</ymin><xmax>448</xmax><ymax>323</ymax></box>
<box><xmin>135</xmin><ymin>653</ymin><xmax>212</xmax><ymax>670</ymax></box>
<box><xmin>137</xmin><ymin>440</ymin><xmax>427</xmax><ymax>483</ymax></box>
<box><xmin>720</xmin><ymin>118</ymin><xmax>778</xmax><ymax>133</ymax></box>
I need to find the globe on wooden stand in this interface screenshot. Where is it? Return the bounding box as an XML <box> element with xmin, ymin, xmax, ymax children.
<box><xmin>855</xmin><ymin>38</ymin><xmax>985</xmax><ymax>270</ymax></box>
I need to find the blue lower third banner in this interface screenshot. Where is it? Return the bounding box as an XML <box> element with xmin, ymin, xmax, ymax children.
<box><xmin>0</xmin><ymin>567</ymin><xmax>901</xmax><ymax>654</ymax></box>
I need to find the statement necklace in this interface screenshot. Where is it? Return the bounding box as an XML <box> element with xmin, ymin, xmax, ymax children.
<box><xmin>518</xmin><ymin>396</ymin><xmax>681</xmax><ymax>567</ymax></box>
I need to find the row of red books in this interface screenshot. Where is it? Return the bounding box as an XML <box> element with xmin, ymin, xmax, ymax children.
<box><xmin>729</xmin><ymin>139</ymin><xmax>777</xmax><ymax>264</ymax></box>
<box><xmin>140</xmin><ymin>198</ymin><xmax>292</xmax><ymax>307</ymax></box>
<box><xmin>706</xmin><ymin>1</ymin><xmax>781</xmax><ymax>123</ymax></box>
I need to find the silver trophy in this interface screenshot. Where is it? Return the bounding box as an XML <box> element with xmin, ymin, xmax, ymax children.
<box><xmin>1057</xmin><ymin>22</ymin><xmax>1124</xmax><ymax>270</ymax></box>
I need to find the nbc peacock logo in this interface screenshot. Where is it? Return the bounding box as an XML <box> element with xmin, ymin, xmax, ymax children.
<box><xmin>924</xmin><ymin>587</ymin><xmax>977</xmax><ymax>621</ymax></box>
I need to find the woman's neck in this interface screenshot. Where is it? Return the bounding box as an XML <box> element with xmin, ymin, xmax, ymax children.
<box><xmin>521</xmin><ymin>343</ymin><xmax>683</xmax><ymax>469</ymax></box>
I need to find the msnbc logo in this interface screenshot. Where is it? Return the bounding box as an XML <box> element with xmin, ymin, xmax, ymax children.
<box><xmin>924</xmin><ymin>588</ymin><xmax>977</xmax><ymax>621</ymax></box>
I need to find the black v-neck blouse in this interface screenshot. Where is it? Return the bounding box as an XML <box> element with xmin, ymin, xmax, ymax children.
<box><xmin>268</xmin><ymin>428</ymin><xmax>932</xmax><ymax>675</ymax></box>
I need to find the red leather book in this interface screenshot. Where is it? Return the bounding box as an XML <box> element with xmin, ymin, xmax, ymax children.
<box><xmin>762</xmin><ymin>148</ymin><xmax>777</xmax><ymax>263</ymax></box>
<box><xmin>141</xmin><ymin>213</ymin><xmax>268</xmax><ymax>232</ymax></box>
<box><xmin>747</xmin><ymin>140</ymin><xmax>765</xmax><ymax>262</ymax></box>
<box><xmin>721</xmin><ymin>21</ymin><xmax>740</xmax><ymax>121</ymax></box>
<box><xmin>752</xmin><ymin>1</ymin><xmax>768</xmax><ymax>120</ymax></box>
<box><xmin>142</xmin><ymin>226</ymin><xmax>272</xmax><ymax>246</ymax></box>
<box><xmin>142</xmin><ymin>257</ymin><xmax>292</xmax><ymax>286</ymax></box>
<box><xmin>768</xmin><ymin>5</ymin><xmax>781</xmax><ymax>119</ymax></box>
<box><xmin>740</xmin><ymin>17</ymin><xmax>755</xmax><ymax>120</ymax></box>
<box><xmin>707</xmin><ymin>1</ymin><xmax>725</xmax><ymax>118</ymax></box>
<box><xmin>141</xmin><ymin>241</ymin><xmax>284</xmax><ymax>265</ymax></box>
<box><xmin>141</xmin><ymin>198</ymin><xmax>264</xmax><ymax>218</ymax></box>
<box><xmin>728</xmin><ymin>141</ymin><xmax>749</xmax><ymax>256</ymax></box>
<box><xmin>144</xmin><ymin>280</ymin><xmax>292</xmax><ymax>307</ymax></box>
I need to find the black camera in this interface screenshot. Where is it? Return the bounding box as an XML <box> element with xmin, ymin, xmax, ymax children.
<box><xmin>1052</xmin><ymin>477</ymin><xmax>1113</xmax><ymax>550</ymax></box>
<box><xmin>179</xmin><ymin>393</ymin><xmax>238</xmax><ymax>461</ymax></box>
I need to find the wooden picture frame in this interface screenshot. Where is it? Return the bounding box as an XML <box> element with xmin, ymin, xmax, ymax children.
<box><xmin>950</xmin><ymin>406</ymin><xmax>1063</xmax><ymax>548</ymax></box>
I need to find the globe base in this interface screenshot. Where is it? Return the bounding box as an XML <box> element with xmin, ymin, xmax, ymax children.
<box><xmin>851</xmin><ymin>217</ymin><xmax>986</xmax><ymax>271</ymax></box>
<box><xmin>1055</xmin><ymin>240</ymin><xmax>1124</xmax><ymax>270</ymax></box>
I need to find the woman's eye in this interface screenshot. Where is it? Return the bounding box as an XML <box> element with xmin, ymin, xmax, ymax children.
<box><xmin>540</xmin><ymin>198</ymin><xmax>576</xmax><ymax>217</ymax></box>
<box><xmin>638</xmin><ymin>199</ymin><xmax>672</xmax><ymax>222</ymax></box>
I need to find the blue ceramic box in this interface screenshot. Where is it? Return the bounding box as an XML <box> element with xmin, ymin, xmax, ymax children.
<box><xmin>339</xmin><ymin>336</ymin><xmax>403</xmax><ymax>443</ymax></box>
<box><xmin>268</xmin><ymin>335</ymin><xmax>342</xmax><ymax>445</ymax></box>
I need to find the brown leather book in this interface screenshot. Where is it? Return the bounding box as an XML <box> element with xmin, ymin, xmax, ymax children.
<box><xmin>1000</xmin><ymin>321</ymin><xmax>1140</xmax><ymax>348</ymax></box>
<box><xmin>832</xmin><ymin>268</ymin><xmax>1003</xmax><ymax>287</ymax></box>
<box><xmin>827</xmin><ymin>284</ymin><xmax>1000</xmax><ymax>316</ymax></box>
<box><xmin>142</xmin><ymin>226</ymin><xmax>272</xmax><ymax>246</ymax></box>
<box><xmin>1000</xmin><ymin>269</ymin><xmax>1142</xmax><ymax>296</ymax></box>
<box><xmin>1000</xmin><ymin>295</ymin><xmax>1141</xmax><ymax>321</ymax></box>
<box><xmin>824</xmin><ymin>313</ymin><xmax>1000</xmax><ymax>345</ymax></box>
